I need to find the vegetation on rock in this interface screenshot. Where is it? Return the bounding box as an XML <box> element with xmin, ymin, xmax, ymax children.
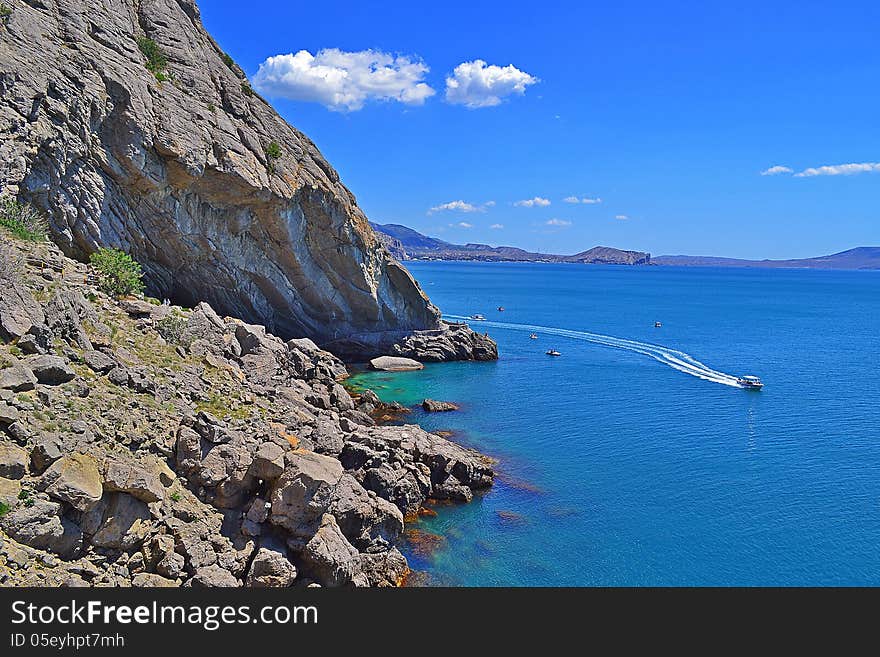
<box><xmin>136</xmin><ymin>36</ymin><xmax>168</xmax><ymax>80</ymax></box>
<box><xmin>88</xmin><ymin>248</ymin><xmax>145</xmax><ymax>297</ymax></box>
<box><xmin>0</xmin><ymin>196</ymin><xmax>48</xmax><ymax>241</ymax></box>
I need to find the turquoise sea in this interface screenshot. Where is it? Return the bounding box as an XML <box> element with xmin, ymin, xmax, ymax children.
<box><xmin>349</xmin><ymin>261</ymin><xmax>880</xmax><ymax>586</ymax></box>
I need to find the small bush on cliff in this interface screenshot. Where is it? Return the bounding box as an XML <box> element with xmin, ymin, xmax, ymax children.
<box><xmin>89</xmin><ymin>248</ymin><xmax>144</xmax><ymax>297</ymax></box>
<box><xmin>265</xmin><ymin>141</ymin><xmax>282</xmax><ymax>173</ymax></box>
<box><xmin>221</xmin><ymin>52</ymin><xmax>235</xmax><ymax>69</ymax></box>
<box><xmin>240</xmin><ymin>82</ymin><xmax>253</xmax><ymax>97</ymax></box>
<box><xmin>155</xmin><ymin>312</ymin><xmax>192</xmax><ymax>348</ymax></box>
<box><xmin>137</xmin><ymin>36</ymin><xmax>168</xmax><ymax>80</ymax></box>
<box><xmin>0</xmin><ymin>196</ymin><xmax>48</xmax><ymax>241</ymax></box>
<box><xmin>0</xmin><ymin>4</ymin><xmax>12</xmax><ymax>26</ymax></box>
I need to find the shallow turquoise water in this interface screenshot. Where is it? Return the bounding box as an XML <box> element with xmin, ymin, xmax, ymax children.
<box><xmin>351</xmin><ymin>262</ymin><xmax>880</xmax><ymax>585</ymax></box>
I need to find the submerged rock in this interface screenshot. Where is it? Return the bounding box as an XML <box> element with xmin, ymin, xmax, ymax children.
<box><xmin>422</xmin><ymin>399</ymin><xmax>459</xmax><ymax>412</ymax></box>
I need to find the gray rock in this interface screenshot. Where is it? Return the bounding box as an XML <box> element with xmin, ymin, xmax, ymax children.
<box><xmin>83</xmin><ymin>350</ymin><xmax>115</xmax><ymax>374</ymax></box>
<box><xmin>269</xmin><ymin>451</ymin><xmax>344</xmax><ymax>538</ymax></box>
<box><xmin>185</xmin><ymin>565</ymin><xmax>241</xmax><ymax>588</ymax></box>
<box><xmin>390</xmin><ymin>322</ymin><xmax>499</xmax><ymax>362</ymax></box>
<box><xmin>106</xmin><ymin>367</ymin><xmax>130</xmax><ymax>387</ymax></box>
<box><xmin>156</xmin><ymin>552</ymin><xmax>186</xmax><ymax>580</ymax></box>
<box><xmin>369</xmin><ymin>356</ymin><xmax>424</xmax><ymax>372</ymax></box>
<box><xmin>0</xmin><ymin>476</ymin><xmax>21</xmax><ymax>506</ymax></box>
<box><xmin>132</xmin><ymin>573</ymin><xmax>178</xmax><ymax>587</ymax></box>
<box><xmin>0</xmin><ymin>443</ymin><xmax>28</xmax><ymax>478</ymax></box>
<box><xmin>30</xmin><ymin>434</ymin><xmax>63</xmax><ymax>473</ymax></box>
<box><xmin>245</xmin><ymin>547</ymin><xmax>297</xmax><ymax>587</ymax></box>
<box><xmin>0</xmin><ymin>362</ymin><xmax>37</xmax><ymax>392</ymax></box>
<box><xmin>84</xmin><ymin>493</ymin><xmax>152</xmax><ymax>550</ymax></box>
<box><xmin>0</xmin><ymin>283</ymin><xmax>44</xmax><ymax>342</ymax></box>
<box><xmin>250</xmin><ymin>442</ymin><xmax>285</xmax><ymax>481</ymax></box>
<box><xmin>422</xmin><ymin>399</ymin><xmax>460</xmax><ymax>412</ymax></box>
<box><xmin>0</xmin><ymin>496</ymin><xmax>83</xmax><ymax>558</ymax></box>
<box><xmin>25</xmin><ymin>355</ymin><xmax>75</xmax><ymax>385</ymax></box>
<box><xmin>300</xmin><ymin>514</ymin><xmax>361</xmax><ymax>587</ymax></box>
<box><xmin>0</xmin><ymin>403</ymin><xmax>20</xmax><ymax>425</ymax></box>
<box><xmin>359</xmin><ymin>547</ymin><xmax>409</xmax><ymax>587</ymax></box>
<box><xmin>38</xmin><ymin>453</ymin><xmax>103</xmax><ymax>512</ymax></box>
<box><xmin>101</xmin><ymin>456</ymin><xmax>165</xmax><ymax>503</ymax></box>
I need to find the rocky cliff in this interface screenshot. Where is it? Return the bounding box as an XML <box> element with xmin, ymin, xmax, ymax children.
<box><xmin>0</xmin><ymin>237</ymin><xmax>494</xmax><ymax>587</ymax></box>
<box><xmin>0</xmin><ymin>0</ymin><xmax>493</xmax><ymax>357</ymax></box>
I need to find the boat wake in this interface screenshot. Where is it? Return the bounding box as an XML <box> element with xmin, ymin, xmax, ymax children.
<box><xmin>445</xmin><ymin>315</ymin><xmax>742</xmax><ymax>387</ymax></box>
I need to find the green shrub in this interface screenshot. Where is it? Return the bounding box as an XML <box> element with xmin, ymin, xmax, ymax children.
<box><xmin>0</xmin><ymin>196</ymin><xmax>48</xmax><ymax>241</ymax></box>
<box><xmin>0</xmin><ymin>501</ymin><xmax>9</xmax><ymax>517</ymax></box>
<box><xmin>18</xmin><ymin>489</ymin><xmax>30</xmax><ymax>500</ymax></box>
<box><xmin>0</xmin><ymin>4</ymin><xmax>12</xmax><ymax>25</ymax></box>
<box><xmin>89</xmin><ymin>248</ymin><xmax>145</xmax><ymax>297</ymax></box>
<box><xmin>137</xmin><ymin>36</ymin><xmax>168</xmax><ymax>80</ymax></box>
<box><xmin>155</xmin><ymin>312</ymin><xmax>192</xmax><ymax>348</ymax></box>
<box><xmin>221</xmin><ymin>52</ymin><xmax>234</xmax><ymax>69</ymax></box>
<box><xmin>265</xmin><ymin>141</ymin><xmax>282</xmax><ymax>173</ymax></box>
<box><xmin>170</xmin><ymin>491</ymin><xmax>181</xmax><ymax>502</ymax></box>
<box><xmin>240</xmin><ymin>82</ymin><xmax>253</xmax><ymax>97</ymax></box>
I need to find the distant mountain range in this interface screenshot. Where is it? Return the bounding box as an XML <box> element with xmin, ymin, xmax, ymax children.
<box><xmin>370</xmin><ymin>223</ymin><xmax>651</xmax><ymax>265</ymax></box>
<box><xmin>652</xmin><ymin>247</ymin><xmax>880</xmax><ymax>270</ymax></box>
<box><xmin>372</xmin><ymin>222</ymin><xmax>880</xmax><ymax>270</ymax></box>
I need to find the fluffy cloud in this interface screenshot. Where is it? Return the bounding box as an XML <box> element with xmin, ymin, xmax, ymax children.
<box><xmin>615</xmin><ymin>214</ymin><xmax>629</xmax><ymax>221</ymax></box>
<box><xmin>490</xmin><ymin>223</ymin><xmax>504</xmax><ymax>229</ymax></box>
<box><xmin>514</xmin><ymin>196</ymin><xmax>551</xmax><ymax>207</ymax></box>
<box><xmin>545</xmin><ymin>218</ymin><xmax>571</xmax><ymax>227</ymax></box>
<box><xmin>794</xmin><ymin>162</ymin><xmax>880</xmax><ymax>177</ymax></box>
<box><xmin>456</xmin><ymin>222</ymin><xmax>473</xmax><ymax>229</ymax></box>
<box><xmin>428</xmin><ymin>200</ymin><xmax>479</xmax><ymax>214</ymax></box>
<box><xmin>445</xmin><ymin>60</ymin><xmax>538</xmax><ymax>108</ymax></box>
<box><xmin>252</xmin><ymin>48</ymin><xmax>435</xmax><ymax>112</ymax></box>
<box><xmin>760</xmin><ymin>165</ymin><xmax>793</xmax><ymax>176</ymax></box>
<box><xmin>563</xmin><ymin>196</ymin><xmax>602</xmax><ymax>204</ymax></box>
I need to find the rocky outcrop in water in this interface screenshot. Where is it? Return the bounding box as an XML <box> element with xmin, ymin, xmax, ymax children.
<box><xmin>0</xmin><ymin>238</ymin><xmax>494</xmax><ymax>587</ymax></box>
<box><xmin>0</xmin><ymin>0</ymin><xmax>496</xmax><ymax>359</ymax></box>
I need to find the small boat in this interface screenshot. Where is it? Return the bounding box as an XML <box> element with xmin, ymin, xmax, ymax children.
<box><xmin>497</xmin><ymin>306</ymin><xmax>505</xmax><ymax>312</ymax></box>
<box><xmin>546</xmin><ymin>349</ymin><xmax>561</xmax><ymax>356</ymax></box>
<box><xmin>529</xmin><ymin>333</ymin><xmax>538</xmax><ymax>339</ymax></box>
<box><xmin>737</xmin><ymin>375</ymin><xmax>764</xmax><ymax>390</ymax></box>
<box><xmin>654</xmin><ymin>321</ymin><xmax>662</xmax><ymax>328</ymax></box>
<box><xmin>469</xmin><ymin>314</ymin><xmax>486</xmax><ymax>321</ymax></box>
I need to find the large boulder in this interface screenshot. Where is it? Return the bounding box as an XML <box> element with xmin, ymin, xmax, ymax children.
<box><xmin>81</xmin><ymin>493</ymin><xmax>152</xmax><ymax>550</ymax></box>
<box><xmin>0</xmin><ymin>361</ymin><xmax>37</xmax><ymax>392</ymax></box>
<box><xmin>25</xmin><ymin>355</ymin><xmax>75</xmax><ymax>385</ymax></box>
<box><xmin>38</xmin><ymin>453</ymin><xmax>103</xmax><ymax>512</ymax></box>
<box><xmin>369</xmin><ymin>356</ymin><xmax>424</xmax><ymax>372</ymax></box>
<box><xmin>0</xmin><ymin>443</ymin><xmax>28</xmax><ymax>479</ymax></box>
<box><xmin>300</xmin><ymin>514</ymin><xmax>362</xmax><ymax>587</ymax></box>
<box><xmin>185</xmin><ymin>565</ymin><xmax>241</xmax><ymax>588</ymax></box>
<box><xmin>268</xmin><ymin>451</ymin><xmax>344</xmax><ymax>538</ymax></box>
<box><xmin>0</xmin><ymin>496</ymin><xmax>83</xmax><ymax>558</ymax></box>
<box><xmin>101</xmin><ymin>456</ymin><xmax>165</xmax><ymax>503</ymax></box>
<box><xmin>422</xmin><ymin>399</ymin><xmax>459</xmax><ymax>412</ymax></box>
<box><xmin>390</xmin><ymin>322</ymin><xmax>498</xmax><ymax>362</ymax></box>
<box><xmin>244</xmin><ymin>547</ymin><xmax>297</xmax><ymax>587</ymax></box>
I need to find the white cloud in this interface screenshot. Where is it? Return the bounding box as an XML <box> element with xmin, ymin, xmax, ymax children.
<box><xmin>545</xmin><ymin>218</ymin><xmax>571</xmax><ymax>227</ymax></box>
<box><xmin>615</xmin><ymin>214</ymin><xmax>629</xmax><ymax>221</ymax></box>
<box><xmin>514</xmin><ymin>196</ymin><xmax>551</xmax><ymax>207</ymax></box>
<box><xmin>490</xmin><ymin>223</ymin><xmax>504</xmax><ymax>229</ymax></box>
<box><xmin>456</xmin><ymin>222</ymin><xmax>473</xmax><ymax>229</ymax></box>
<box><xmin>563</xmin><ymin>196</ymin><xmax>602</xmax><ymax>204</ymax></box>
<box><xmin>428</xmin><ymin>200</ymin><xmax>479</xmax><ymax>214</ymax></box>
<box><xmin>484</xmin><ymin>200</ymin><xmax>496</xmax><ymax>207</ymax></box>
<box><xmin>760</xmin><ymin>165</ymin><xmax>793</xmax><ymax>176</ymax></box>
<box><xmin>252</xmin><ymin>48</ymin><xmax>435</xmax><ymax>112</ymax></box>
<box><xmin>445</xmin><ymin>60</ymin><xmax>538</xmax><ymax>108</ymax></box>
<box><xmin>794</xmin><ymin>162</ymin><xmax>880</xmax><ymax>177</ymax></box>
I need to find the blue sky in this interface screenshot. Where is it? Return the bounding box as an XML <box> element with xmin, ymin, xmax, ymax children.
<box><xmin>200</xmin><ymin>0</ymin><xmax>879</xmax><ymax>259</ymax></box>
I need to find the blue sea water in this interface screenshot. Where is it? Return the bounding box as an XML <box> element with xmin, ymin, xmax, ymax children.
<box><xmin>349</xmin><ymin>262</ymin><xmax>880</xmax><ymax>585</ymax></box>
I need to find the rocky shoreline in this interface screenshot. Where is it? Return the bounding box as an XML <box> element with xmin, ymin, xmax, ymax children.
<box><xmin>0</xmin><ymin>238</ymin><xmax>495</xmax><ymax>587</ymax></box>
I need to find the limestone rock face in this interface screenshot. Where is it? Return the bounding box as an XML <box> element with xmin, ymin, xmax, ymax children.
<box><xmin>0</xmin><ymin>0</ymin><xmax>443</xmax><ymax>356</ymax></box>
